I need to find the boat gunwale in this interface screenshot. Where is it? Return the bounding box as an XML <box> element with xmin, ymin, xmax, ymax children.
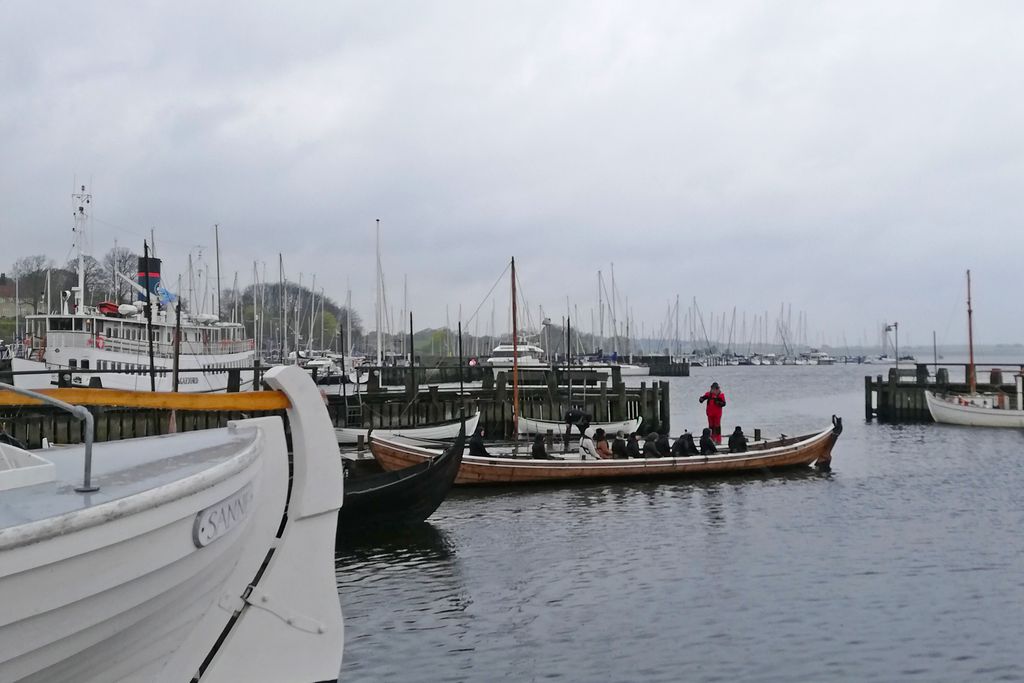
<box><xmin>0</xmin><ymin>423</ymin><xmax>267</xmax><ymax>552</ymax></box>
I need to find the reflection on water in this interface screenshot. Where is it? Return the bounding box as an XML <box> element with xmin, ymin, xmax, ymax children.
<box><xmin>337</xmin><ymin>365</ymin><xmax>1024</xmax><ymax>682</ymax></box>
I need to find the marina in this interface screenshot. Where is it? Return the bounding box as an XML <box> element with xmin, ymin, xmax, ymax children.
<box><xmin>5</xmin><ymin>3</ymin><xmax>1024</xmax><ymax>681</ymax></box>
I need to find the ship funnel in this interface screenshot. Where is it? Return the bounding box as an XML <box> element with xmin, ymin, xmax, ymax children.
<box><xmin>137</xmin><ymin>256</ymin><xmax>161</xmax><ymax>301</ymax></box>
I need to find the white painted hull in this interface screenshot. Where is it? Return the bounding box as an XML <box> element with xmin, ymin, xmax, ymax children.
<box><xmin>517</xmin><ymin>415</ymin><xmax>643</xmax><ymax>437</ymax></box>
<box><xmin>337</xmin><ymin>411</ymin><xmax>480</xmax><ymax>444</ymax></box>
<box><xmin>12</xmin><ymin>354</ymin><xmax>254</xmax><ymax>393</ymax></box>
<box><xmin>0</xmin><ymin>422</ymin><xmax>286</xmax><ymax>682</ymax></box>
<box><xmin>925</xmin><ymin>391</ymin><xmax>1024</xmax><ymax>428</ymax></box>
<box><xmin>0</xmin><ymin>366</ymin><xmax>345</xmax><ymax>682</ymax></box>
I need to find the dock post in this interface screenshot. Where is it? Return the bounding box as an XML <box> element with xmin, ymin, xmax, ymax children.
<box><xmin>864</xmin><ymin>375</ymin><xmax>874</xmax><ymax>421</ymax></box>
<box><xmin>659</xmin><ymin>381</ymin><xmax>670</xmax><ymax>433</ymax></box>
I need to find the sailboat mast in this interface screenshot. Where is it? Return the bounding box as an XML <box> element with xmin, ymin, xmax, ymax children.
<box><xmin>72</xmin><ymin>185</ymin><xmax>90</xmax><ymax>312</ymax></box>
<box><xmin>511</xmin><ymin>257</ymin><xmax>519</xmax><ymax>438</ymax></box>
<box><xmin>967</xmin><ymin>269</ymin><xmax>976</xmax><ymax>394</ymax></box>
<box><xmin>375</xmin><ymin>219</ymin><xmax>383</xmax><ymax>367</ymax></box>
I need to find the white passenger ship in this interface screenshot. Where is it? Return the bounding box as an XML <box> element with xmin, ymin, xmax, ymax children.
<box><xmin>12</xmin><ymin>188</ymin><xmax>254</xmax><ymax>392</ymax></box>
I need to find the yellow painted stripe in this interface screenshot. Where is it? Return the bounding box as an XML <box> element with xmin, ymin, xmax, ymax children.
<box><xmin>0</xmin><ymin>388</ymin><xmax>290</xmax><ymax>411</ymax></box>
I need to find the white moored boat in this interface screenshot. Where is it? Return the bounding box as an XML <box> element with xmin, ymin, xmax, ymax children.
<box><xmin>336</xmin><ymin>411</ymin><xmax>481</xmax><ymax>445</ymax></box>
<box><xmin>0</xmin><ymin>366</ymin><xmax>344</xmax><ymax>682</ymax></box>
<box><xmin>12</xmin><ymin>187</ymin><xmax>254</xmax><ymax>393</ymax></box>
<box><xmin>923</xmin><ymin>272</ymin><xmax>1024</xmax><ymax>429</ymax></box>
<box><xmin>925</xmin><ymin>388</ymin><xmax>1024</xmax><ymax>428</ymax></box>
<box><xmin>516</xmin><ymin>414</ymin><xmax>643</xmax><ymax>437</ymax></box>
<box><xmin>486</xmin><ymin>338</ymin><xmax>546</xmax><ymax>377</ymax></box>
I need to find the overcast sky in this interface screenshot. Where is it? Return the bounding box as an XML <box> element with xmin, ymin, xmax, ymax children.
<box><xmin>3</xmin><ymin>1</ymin><xmax>1023</xmax><ymax>348</ymax></box>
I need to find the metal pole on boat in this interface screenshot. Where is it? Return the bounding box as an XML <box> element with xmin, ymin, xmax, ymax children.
<box><xmin>458</xmin><ymin>320</ymin><xmax>464</xmax><ymax>400</ymax></box>
<box><xmin>172</xmin><ymin>298</ymin><xmax>181</xmax><ymax>392</ymax></box>
<box><xmin>143</xmin><ymin>241</ymin><xmax>156</xmax><ymax>392</ymax></box>
<box><xmin>0</xmin><ymin>382</ymin><xmax>98</xmax><ymax>492</ymax></box>
<box><xmin>967</xmin><ymin>270</ymin><xmax>976</xmax><ymax>395</ymax></box>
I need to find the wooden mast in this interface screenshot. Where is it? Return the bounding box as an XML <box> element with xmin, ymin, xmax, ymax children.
<box><xmin>511</xmin><ymin>257</ymin><xmax>519</xmax><ymax>439</ymax></box>
<box><xmin>967</xmin><ymin>269</ymin><xmax>976</xmax><ymax>395</ymax></box>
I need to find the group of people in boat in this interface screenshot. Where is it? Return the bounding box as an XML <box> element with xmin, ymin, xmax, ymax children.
<box><xmin>466</xmin><ymin>381</ymin><xmax>750</xmax><ymax>460</ymax></box>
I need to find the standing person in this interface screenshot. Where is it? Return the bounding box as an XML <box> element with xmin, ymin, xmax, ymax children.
<box><xmin>625</xmin><ymin>432</ymin><xmax>641</xmax><ymax>458</ymax></box>
<box><xmin>563</xmin><ymin>408</ymin><xmax>592</xmax><ymax>450</ymax></box>
<box><xmin>698</xmin><ymin>382</ymin><xmax>727</xmax><ymax>444</ymax></box>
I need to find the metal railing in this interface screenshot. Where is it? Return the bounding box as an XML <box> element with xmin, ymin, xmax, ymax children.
<box><xmin>0</xmin><ymin>381</ymin><xmax>97</xmax><ymax>492</ymax></box>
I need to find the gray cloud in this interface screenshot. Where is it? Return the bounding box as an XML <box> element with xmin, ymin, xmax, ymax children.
<box><xmin>3</xmin><ymin>1</ymin><xmax>1023</xmax><ymax>346</ymax></box>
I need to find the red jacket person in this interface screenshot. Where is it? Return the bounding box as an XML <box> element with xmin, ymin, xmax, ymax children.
<box><xmin>699</xmin><ymin>382</ymin><xmax>727</xmax><ymax>444</ymax></box>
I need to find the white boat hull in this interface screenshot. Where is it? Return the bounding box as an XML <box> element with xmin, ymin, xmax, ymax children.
<box><xmin>517</xmin><ymin>415</ymin><xmax>643</xmax><ymax>437</ymax></box>
<box><xmin>925</xmin><ymin>390</ymin><xmax>1024</xmax><ymax>428</ymax></box>
<box><xmin>0</xmin><ymin>366</ymin><xmax>345</xmax><ymax>682</ymax></box>
<box><xmin>337</xmin><ymin>411</ymin><xmax>480</xmax><ymax>444</ymax></box>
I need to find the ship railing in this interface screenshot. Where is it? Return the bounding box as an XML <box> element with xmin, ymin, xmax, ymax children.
<box><xmin>0</xmin><ymin>381</ymin><xmax>98</xmax><ymax>493</ymax></box>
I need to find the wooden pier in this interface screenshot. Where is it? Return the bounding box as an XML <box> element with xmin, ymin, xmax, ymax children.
<box><xmin>0</xmin><ymin>364</ymin><xmax>671</xmax><ymax>448</ymax></box>
<box><xmin>328</xmin><ymin>368</ymin><xmax>671</xmax><ymax>439</ymax></box>
<box><xmin>865</xmin><ymin>363</ymin><xmax>1023</xmax><ymax>422</ymax></box>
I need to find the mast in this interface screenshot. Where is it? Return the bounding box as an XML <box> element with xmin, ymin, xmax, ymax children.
<box><xmin>609</xmin><ymin>263</ymin><xmax>618</xmax><ymax>355</ymax></box>
<box><xmin>511</xmin><ymin>257</ymin><xmax>519</xmax><ymax>438</ymax></box>
<box><xmin>375</xmin><ymin>218</ymin><xmax>383</xmax><ymax>366</ymax></box>
<box><xmin>967</xmin><ymin>269</ymin><xmax>976</xmax><ymax>394</ymax></box>
<box><xmin>279</xmin><ymin>254</ymin><xmax>287</xmax><ymax>363</ymax></box>
<box><xmin>143</xmin><ymin>240</ymin><xmax>156</xmax><ymax>391</ymax></box>
<box><xmin>72</xmin><ymin>185</ymin><xmax>91</xmax><ymax>313</ymax></box>
<box><xmin>214</xmin><ymin>224</ymin><xmax>221</xmax><ymax>321</ymax></box>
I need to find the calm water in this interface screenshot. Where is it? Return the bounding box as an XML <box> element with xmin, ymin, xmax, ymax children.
<box><xmin>336</xmin><ymin>363</ymin><xmax>1024</xmax><ymax>682</ymax></box>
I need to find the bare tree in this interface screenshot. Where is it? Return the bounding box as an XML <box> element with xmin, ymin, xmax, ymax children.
<box><xmin>10</xmin><ymin>255</ymin><xmax>54</xmax><ymax>313</ymax></box>
<box><xmin>101</xmin><ymin>246</ymin><xmax>139</xmax><ymax>303</ymax></box>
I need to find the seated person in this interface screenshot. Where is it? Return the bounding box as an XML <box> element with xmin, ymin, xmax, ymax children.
<box><xmin>699</xmin><ymin>428</ymin><xmax>718</xmax><ymax>455</ymax></box>
<box><xmin>642</xmin><ymin>431</ymin><xmax>661</xmax><ymax>458</ymax></box>
<box><xmin>579</xmin><ymin>431</ymin><xmax>599</xmax><ymax>460</ymax></box>
<box><xmin>594</xmin><ymin>428</ymin><xmax>613</xmax><ymax>459</ymax></box>
<box><xmin>728</xmin><ymin>426</ymin><xmax>748</xmax><ymax>453</ymax></box>
<box><xmin>469</xmin><ymin>427</ymin><xmax>491</xmax><ymax>457</ymax></box>
<box><xmin>671</xmin><ymin>431</ymin><xmax>697</xmax><ymax>457</ymax></box>
<box><xmin>531</xmin><ymin>433</ymin><xmax>554</xmax><ymax>459</ymax></box>
<box><xmin>625</xmin><ymin>432</ymin><xmax>641</xmax><ymax>458</ymax></box>
<box><xmin>611</xmin><ymin>432</ymin><xmax>628</xmax><ymax>459</ymax></box>
<box><xmin>655</xmin><ymin>431</ymin><xmax>671</xmax><ymax>457</ymax></box>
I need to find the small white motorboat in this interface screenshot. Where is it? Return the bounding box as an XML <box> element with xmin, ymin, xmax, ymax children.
<box><xmin>336</xmin><ymin>411</ymin><xmax>481</xmax><ymax>445</ymax></box>
<box><xmin>0</xmin><ymin>366</ymin><xmax>344</xmax><ymax>682</ymax></box>
<box><xmin>516</xmin><ymin>414</ymin><xmax>643</xmax><ymax>437</ymax></box>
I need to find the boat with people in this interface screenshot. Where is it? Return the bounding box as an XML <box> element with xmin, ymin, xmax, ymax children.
<box><xmin>12</xmin><ymin>188</ymin><xmax>254</xmax><ymax>393</ymax></box>
<box><xmin>0</xmin><ymin>365</ymin><xmax>344</xmax><ymax>682</ymax></box>
<box><xmin>925</xmin><ymin>270</ymin><xmax>1024</xmax><ymax>428</ymax></box>
<box><xmin>336</xmin><ymin>410</ymin><xmax>481</xmax><ymax>445</ymax></box>
<box><xmin>370</xmin><ymin>417</ymin><xmax>842</xmax><ymax>486</ymax></box>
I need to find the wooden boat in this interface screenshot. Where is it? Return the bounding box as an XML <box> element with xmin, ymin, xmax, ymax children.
<box><xmin>926</xmin><ymin>271</ymin><xmax>1024</xmax><ymax>427</ymax></box>
<box><xmin>336</xmin><ymin>410</ymin><xmax>480</xmax><ymax>444</ymax></box>
<box><xmin>516</xmin><ymin>414</ymin><xmax>643</xmax><ymax>438</ymax></box>
<box><xmin>338</xmin><ymin>423</ymin><xmax>466</xmax><ymax>533</ymax></box>
<box><xmin>0</xmin><ymin>366</ymin><xmax>344</xmax><ymax>682</ymax></box>
<box><xmin>372</xmin><ymin>416</ymin><xmax>842</xmax><ymax>485</ymax></box>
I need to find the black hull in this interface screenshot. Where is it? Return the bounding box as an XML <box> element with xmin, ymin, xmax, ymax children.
<box><xmin>337</xmin><ymin>426</ymin><xmax>465</xmax><ymax>534</ymax></box>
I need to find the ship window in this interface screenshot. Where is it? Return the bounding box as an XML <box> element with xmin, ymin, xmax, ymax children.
<box><xmin>74</xmin><ymin>319</ymin><xmax>83</xmax><ymax>331</ymax></box>
<box><xmin>51</xmin><ymin>318</ymin><xmax>72</xmax><ymax>331</ymax></box>
<box><xmin>68</xmin><ymin>359</ymin><xmax>77</xmax><ymax>368</ymax></box>
<box><xmin>80</xmin><ymin>360</ymin><xmax>90</xmax><ymax>370</ymax></box>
